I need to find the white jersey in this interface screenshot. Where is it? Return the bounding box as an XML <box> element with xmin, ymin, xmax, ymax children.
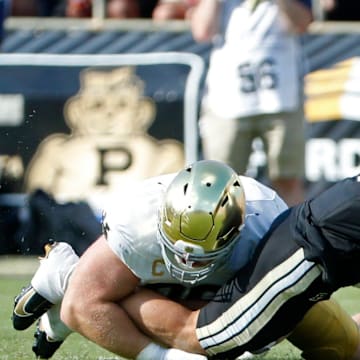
<box><xmin>203</xmin><ymin>0</ymin><xmax>303</xmax><ymax>118</ymax></box>
<box><xmin>104</xmin><ymin>173</ymin><xmax>287</xmax><ymax>287</ymax></box>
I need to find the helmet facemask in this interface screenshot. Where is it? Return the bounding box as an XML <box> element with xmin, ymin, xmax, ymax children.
<box><xmin>158</xmin><ymin>160</ymin><xmax>246</xmax><ymax>285</ymax></box>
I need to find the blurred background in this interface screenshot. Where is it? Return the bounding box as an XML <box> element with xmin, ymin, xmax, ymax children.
<box><xmin>0</xmin><ymin>0</ymin><xmax>359</xmax><ymax>255</ymax></box>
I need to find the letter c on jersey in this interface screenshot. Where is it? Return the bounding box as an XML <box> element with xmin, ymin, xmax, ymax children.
<box><xmin>152</xmin><ymin>259</ymin><xmax>166</xmax><ymax>276</ymax></box>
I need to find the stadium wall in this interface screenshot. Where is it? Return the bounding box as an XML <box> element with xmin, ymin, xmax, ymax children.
<box><xmin>0</xmin><ymin>19</ymin><xmax>359</xmax><ymax>253</ymax></box>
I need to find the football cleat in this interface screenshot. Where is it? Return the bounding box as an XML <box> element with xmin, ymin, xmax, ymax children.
<box><xmin>12</xmin><ymin>242</ymin><xmax>57</xmax><ymax>330</ymax></box>
<box><xmin>32</xmin><ymin>320</ymin><xmax>63</xmax><ymax>359</ymax></box>
<box><xmin>12</xmin><ymin>285</ymin><xmax>53</xmax><ymax>331</ymax></box>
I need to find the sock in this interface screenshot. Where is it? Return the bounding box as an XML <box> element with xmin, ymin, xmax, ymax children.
<box><xmin>40</xmin><ymin>303</ymin><xmax>72</xmax><ymax>341</ymax></box>
<box><xmin>31</xmin><ymin>242</ymin><xmax>79</xmax><ymax>304</ymax></box>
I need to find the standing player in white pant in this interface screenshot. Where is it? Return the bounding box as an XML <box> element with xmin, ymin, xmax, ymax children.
<box><xmin>191</xmin><ymin>0</ymin><xmax>313</xmax><ymax>205</ymax></box>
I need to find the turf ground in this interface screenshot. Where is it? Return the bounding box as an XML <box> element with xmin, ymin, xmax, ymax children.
<box><xmin>0</xmin><ymin>255</ymin><xmax>359</xmax><ymax>360</ymax></box>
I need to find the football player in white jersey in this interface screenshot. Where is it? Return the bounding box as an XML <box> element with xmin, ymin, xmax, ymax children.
<box><xmin>119</xmin><ymin>173</ymin><xmax>360</xmax><ymax>360</ymax></box>
<box><xmin>191</xmin><ymin>0</ymin><xmax>313</xmax><ymax>206</ymax></box>
<box><xmin>13</xmin><ymin>160</ymin><xmax>360</xmax><ymax>359</ymax></box>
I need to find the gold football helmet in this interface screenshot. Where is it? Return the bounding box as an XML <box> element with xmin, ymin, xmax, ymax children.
<box><xmin>158</xmin><ymin>160</ymin><xmax>246</xmax><ymax>285</ymax></box>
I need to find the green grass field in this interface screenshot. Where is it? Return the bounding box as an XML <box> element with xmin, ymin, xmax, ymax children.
<box><xmin>0</xmin><ymin>257</ymin><xmax>359</xmax><ymax>359</ymax></box>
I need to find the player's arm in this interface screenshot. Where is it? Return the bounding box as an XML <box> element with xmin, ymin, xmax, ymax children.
<box><xmin>190</xmin><ymin>0</ymin><xmax>221</xmax><ymax>42</ymax></box>
<box><xmin>121</xmin><ymin>287</ymin><xmax>204</xmax><ymax>354</ymax></box>
<box><xmin>60</xmin><ymin>235</ymin><xmax>152</xmax><ymax>359</ymax></box>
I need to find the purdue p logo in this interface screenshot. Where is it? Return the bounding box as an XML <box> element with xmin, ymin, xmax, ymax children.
<box><xmin>25</xmin><ymin>67</ymin><xmax>184</xmax><ymax>201</ymax></box>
